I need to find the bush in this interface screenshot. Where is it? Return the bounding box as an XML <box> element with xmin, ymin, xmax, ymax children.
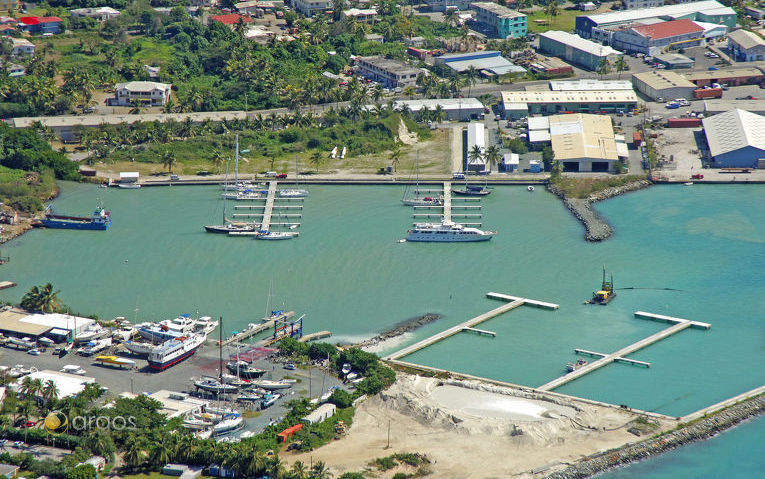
<box><xmin>505</xmin><ymin>137</ymin><xmax>528</xmax><ymax>154</ymax></box>
<box><xmin>329</xmin><ymin>389</ymin><xmax>354</xmax><ymax>409</ymax></box>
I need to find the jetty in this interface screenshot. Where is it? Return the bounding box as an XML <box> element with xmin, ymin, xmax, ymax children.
<box><xmin>386</xmin><ymin>293</ymin><xmax>559</xmax><ymax>361</ymax></box>
<box><xmin>217</xmin><ymin>311</ymin><xmax>295</xmax><ymax>346</ymax></box>
<box><xmin>0</xmin><ymin>281</ymin><xmax>16</xmax><ymax>291</ymax></box>
<box><xmin>409</xmin><ymin>182</ymin><xmax>484</xmax><ymax>225</ymax></box>
<box><xmin>299</xmin><ymin>331</ymin><xmax>332</xmax><ymax>342</ymax></box>
<box><xmin>228</xmin><ymin>181</ymin><xmax>305</xmax><ymax>231</ymax></box>
<box><xmin>538</xmin><ymin>311</ymin><xmax>710</xmax><ymax>391</ymax></box>
<box><xmin>261</xmin><ymin>181</ymin><xmax>277</xmax><ymax>231</ymax></box>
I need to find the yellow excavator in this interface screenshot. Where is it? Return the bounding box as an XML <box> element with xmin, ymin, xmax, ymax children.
<box><xmin>588</xmin><ymin>265</ymin><xmax>616</xmax><ymax>305</ymax></box>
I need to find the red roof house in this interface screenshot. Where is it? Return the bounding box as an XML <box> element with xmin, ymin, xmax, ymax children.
<box><xmin>631</xmin><ymin>19</ymin><xmax>704</xmax><ymax>41</ymax></box>
<box><xmin>210</xmin><ymin>13</ymin><xmax>252</xmax><ymax>26</ymax></box>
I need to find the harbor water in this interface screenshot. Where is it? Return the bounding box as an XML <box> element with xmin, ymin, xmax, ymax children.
<box><xmin>1</xmin><ymin>182</ymin><xmax>763</xmax><ymax>476</ymax></box>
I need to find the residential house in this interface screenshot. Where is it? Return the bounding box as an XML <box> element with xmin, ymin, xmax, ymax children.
<box><xmin>18</xmin><ymin>16</ymin><xmax>63</xmax><ymax>34</ymax></box>
<box><xmin>7</xmin><ymin>37</ymin><xmax>34</xmax><ymax>57</ymax></box>
<box><xmin>108</xmin><ymin>81</ymin><xmax>172</xmax><ymax>107</ymax></box>
<box><xmin>70</xmin><ymin>7</ymin><xmax>121</xmax><ymax>22</ymax></box>
<box><xmin>292</xmin><ymin>0</ymin><xmax>330</xmax><ymax>17</ymax></box>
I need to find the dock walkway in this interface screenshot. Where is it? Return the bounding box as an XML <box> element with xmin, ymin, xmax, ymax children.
<box><xmin>443</xmin><ymin>181</ymin><xmax>451</xmax><ymax>223</ymax></box>
<box><xmin>539</xmin><ymin>310</ymin><xmax>711</xmax><ymax>391</ymax></box>
<box><xmin>261</xmin><ymin>181</ymin><xmax>277</xmax><ymax>231</ymax></box>
<box><xmin>217</xmin><ymin>311</ymin><xmax>294</xmax><ymax>346</ymax></box>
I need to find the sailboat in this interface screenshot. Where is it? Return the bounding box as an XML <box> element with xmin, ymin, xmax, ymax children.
<box><xmin>277</xmin><ymin>156</ymin><xmax>308</xmax><ymax>198</ymax></box>
<box><xmin>402</xmin><ymin>153</ymin><xmax>443</xmax><ymax>206</ymax></box>
<box><xmin>205</xmin><ymin>135</ymin><xmax>257</xmax><ymax>234</ymax></box>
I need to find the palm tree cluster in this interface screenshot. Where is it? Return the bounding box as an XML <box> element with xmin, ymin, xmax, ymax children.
<box><xmin>20</xmin><ymin>283</ymin><xmax>61</xmax><ymax>313</ymax></box>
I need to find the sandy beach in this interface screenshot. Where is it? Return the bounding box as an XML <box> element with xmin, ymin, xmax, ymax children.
<box><xmin>287</xmin><ymin>374</ymin><xmax>672</xmax><ymax>478</ymax></box>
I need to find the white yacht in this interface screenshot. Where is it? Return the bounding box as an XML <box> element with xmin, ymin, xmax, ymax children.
<box><xmin>147</xmin><ymin>332</ymin><xmax>206</xmax><ymax>371</ymax></box>
<box><xmin>213</xmin><ymin>414</ymin><xmax>244</xmax><ymax>435</ymax></box>
<box><xmin>124</xmin><ymin>340</ymin><xmax>159</xmax><ymax>356</ymax></box>
<box><xmin>401</xmin><ymin>196</ymin><xmax>443</xmax><ymax>207</ymax></box>
<box><xmin>193</xmin><ymin>316</ymin><xmax>219</xmax><ymax>335</ymax></box>
<box><xmin>277</xmin><ymin>188</ymin><xmax>308</xmax><ymax>198</ymax></box>
<box><xmin>255</xmin><ymin>231</ymin><xmax>298</xmax><ymax>240</ymax></box>
<box><xmin>406</xmin><ymin>221</ymin><xmax>496</xmax><ymax>242</ymax></box>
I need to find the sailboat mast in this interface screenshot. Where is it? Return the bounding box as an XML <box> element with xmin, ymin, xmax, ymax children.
<box><xmin>234</xmin><ymin>135</ymin><xmax>239</xmax><ymax>186</ymax></box>
<box><xmin>219</xmin><ymin>315</ymin><xmax>223</xmax><ymax>383</ymax></box>
<box><xmin>223</xmin><ymin>157</ymin><xmax>230</xmax><ymax>223</ymax></box>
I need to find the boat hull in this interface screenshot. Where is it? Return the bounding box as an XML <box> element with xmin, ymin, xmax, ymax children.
<box><xmin>406</xmin><ymin>233</ymin><xmax>493</xmax><ymax>242</ymax></box>
<box><xmin>452</xmin><ymin>189</ymin><xmax>491</xmax><ymax>196</ymax></box>
<box><xmin>148</xmin><ymin>346</ymin><xmax>198</xmax><ymax>371</ymax></box>
<box><xmin>41</xmin><ymin>219</ymin><xmax>110</xmax><ymax>230</ymax></box>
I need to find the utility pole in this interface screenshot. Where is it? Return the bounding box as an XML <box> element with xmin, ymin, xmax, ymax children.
<box><xmin>386</xmin><ymin>419</ymin><xmax>391</xmax><ymax>449</ymax></box>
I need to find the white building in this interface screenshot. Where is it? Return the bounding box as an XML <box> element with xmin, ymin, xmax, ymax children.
<box><xmin>8</xmin><ymin>38</ymin><xmax>34</xmax><ymax>57</ymax></box>
<box><xmin>728</xmin><ymin>29</ymin><xmax>765</xmax><ymax>62</ymax></box>
<box><xmin>426</xmin><ymin>0</ymin><xmax>470</xmax><ymax>12</ymax></box>
<box><xmin>622</xmin><ymin>0</ymin><xmax>664</xmax><ymax>10</ymax></box>
<box><xmin>342</xmin><ymin>8</ymin><xmax>377</xmax><ymax>23</ymax></box>
<box><xmin>302</xmin><ymin>403</ymin><xmax>337</xmax><ymax>425</ymax></box>
<box><xmin>292</xmin><ymin>0</ymin><xmax>329</xmax><ymax>17</ymax></box>
<box><xmin>70</xmin><ymin>7</ymin><xmax>121</xmax><ymax>22</ymax></box>
<box><xmin>11</xmin><ymin>370</ymin><xmax>96</xmax><ymax>399</ymax></box>
<box><xmin>122</xmin><ymin>390</ymin><xmax>208</xmax><ymax>419</ymax></box>
<box><xmin>549</xmin><ymin>79</ymin><xmax>634</xmax><ymax>91</ymax></box>
<box><xmin>389</xmin><ymin>98</ymin><xmax>485</xmax><ymax>122</ymax></box>
<box><xmin>464</xmin><ymin>122</ymin><xmax>486</xmax><ymax>172</ymax></box>
<box><xmin>108</xmin><ymin>81</ymin><xmax>172</xmax><ymax>107</ymax></box>
<box><xmin>354</xmin><ymin>56</ymin><xmax>421</xmax><ymax>88</ymax></box>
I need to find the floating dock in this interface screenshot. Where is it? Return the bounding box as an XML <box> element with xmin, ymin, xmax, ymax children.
<box><xmin>443</xmin><ymin>181</ymin><xmax>452</xmax><ymax>223</ymax></box>
<box><xmin>386</xmin><ymin>293</ymin><xmax>559</xmax><ymax>361</ymax></box>
<box><xmin>260</xmin><ymin>181</ymin><xmax>277</xmax><ymax>231</ymax></box>
<box><xmin>538</xmin><ymin>311</ymin><xmax>711</xmax><ymax>391</ymax></box>
<box><xmin>574</xmin><ymin>348</ymin><xmax>651</xmax><ymax>367</ymax></box>
<box><xmin>298</xmin><ymin>330</ymin><xmax>332</xmax><ymax>343</ymax></box>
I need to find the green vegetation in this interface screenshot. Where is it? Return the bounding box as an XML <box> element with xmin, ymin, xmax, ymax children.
<box><xmin>20</xmin><ymin>283</ymin><xmax>62</xmax><ymax>313</ymax></box>
<box><xmin>550</xmin><ymin>175</ymin><xmax>648</xmax><ymax>199</ymax></box>
<box><xmin>371</xmin><ymin>452</ymin><xmax>432</xmax><ymax>477</ymax></box>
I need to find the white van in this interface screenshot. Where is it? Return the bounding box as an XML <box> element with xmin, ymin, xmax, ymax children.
<box><xmin>452</xmin><ymin>172</ymin><xmax>465</xmax><ymax>180</ymax></box>
<box><xmin>265</xmin><ymin>171</ymin><xmax>278</xmax><ymax>177</ymax></box>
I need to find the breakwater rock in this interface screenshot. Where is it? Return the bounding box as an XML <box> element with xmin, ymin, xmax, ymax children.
<box><xmin>543</xmin><ymin>393</ymin><xmax>765</xmax><ymax>479</ymax></box>
<box><xmin>353</xmin><ymin>313</ymin><xmax>442</xmax><ymax>349</ymax></box>
<box><xmin>547</xmin><ymin>179</ymin><xmax>652</xmax><ymax>242</ymax></box>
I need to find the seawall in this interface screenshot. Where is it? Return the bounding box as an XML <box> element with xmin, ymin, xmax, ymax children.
<box><xmin>543</xmin><ymin>392</ymin><xmax>765</xmax><ymax>479</ymax></box>
<box><xmin>547</xmin><ymin>179</ymin><xmax>652</xmax><ymax>242</ymax></box>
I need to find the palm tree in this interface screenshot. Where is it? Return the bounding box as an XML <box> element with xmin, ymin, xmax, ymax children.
<box><xmin>596</xmin><ymin>58</ymin><xmax>612</xmax><ymax>80</ymax></box>
<box><xmin>42</xmin><ymin>380</ymin><xmax>58</xmax><ymax>406</ymax></box>
<box><xmin>485</xmin><ymin>145</ymin><xmax>501</xmax><ymax>173</ymax></box>
<box><xmin>151</xmin><ymin>438</ymin><xmax>173</xmax><ymax>465</ymax></box>
<box><xmin>389</xmin><ymin>143</ymin><xmax>402</xmax><ymax>172</ymax></box>
<box><xmin>291</xmin><ymin>461</ymin><xmax>308</xmax><ymax>479</ymax></box>
<box><xmin>122</xmin><ymin>436</ymin><xmax>146</xmax><ymax>470</ymax></box>
<box><xmin>444</xmin><ymin>8</ymin><xmax>459</xmax><ymax>28</ymax></box>
<box><xmin>468</xmin><ymin>144</ymin><xmax>483</xmax><ymax>169</ymax></box>
<box><xmin>465</xmin><ymin>66</ymin><xmax>478</xmax><ymax>97</ymax></box>
<box><xmin>161</xmin><ymin>148</ymin><xmax>177</xmax><ymax>174</ymax></box>
<box><xmin>211</xmin><ymin>149</ymin><xmax>227</xmax><ymax>174</ymax></box>
<box><xmin>128</xmin><ymin>99</ymin><xmax>143</xmax><ymax>115</ymax></box>
<box><xmin>545</xmin><ymin>1</ymin><xmax>560</xmax><ymax>27</ymax></box>
<box><xmin>310</xmin><ymin>150</ymin><xmax>324</xmax><ymax>173</ymax></box>
<box><xmin>37</xmin><ymin>283</ymin><xmax>61</xmax><ymax>313</ymax></box>
<box><xmin>614</xmin><ymin>55</ymin><xmax>629</xmax><ymax>79</ymax></box>
<box><xmin>309</xmin><ymin>461</ymin><xmax>332</xmax><ymax>479</ymax></box>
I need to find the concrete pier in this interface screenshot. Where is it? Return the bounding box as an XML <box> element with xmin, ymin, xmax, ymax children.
<box><xmin>486</xmin><ymin>292</ymin><xmax>560</xmax><ymax>310</ymax></box>
<box><xmin>538</xmin><ymin>312</ymin><xmax>710</xmax><ymax>391</ymax></box>
<box><xmin>261</xmin><ymin>181</ymin><xmax>277</xmax><ymax>231</ymax></box>
<box><xmin>464</xmin><ymin>327</ymin><xmax>496</xmax><ymax>337</ymax></box>
<box><xmin>634</xmin><ymin>311</ymin><xmax>711</xmax><ymax>329</ymax></box>
<box><xmin>574</xmin><ymin>348</ymin><xmax>651</xmax><ymax>367</ymax></box>
<box><xmin>298</xmin><ymin>331</ymin><xmax>332</xmax><ymax>343</ymax></box>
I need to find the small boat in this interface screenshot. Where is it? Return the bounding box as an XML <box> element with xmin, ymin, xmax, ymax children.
<box><xmin>118</xmin><ymin>183</ymin><xmax>141</xmax><ymax>189</ymax></box>
<box><xmin>566</xmin><ymin>358</ymin><xmax>588</xmax><ymax>373</ymax></box>
<box><xmin>341</xmin><ymin>363</ymin><xmax>351</xmax><ymax>375</ymax></box>
<box><xmin>213</xmin><ymin>414</ymin><xmax>244</xmax><ymax>435</ymax></box>
<box><xmin>683</xmin><ymin>182</ymin><xmax>693</xmax><ymax>186</ymax></box>
<box><xmin>226</xmin><ymin>361</ymin><xmax>267</xmax><ymax>379</ymax></box>
<box><xmin>205</xmin><ymin>405</ymin><xmax>239</xmax><ymax>417</ymax></box>
<box><xmin>79</xmin><ymin>337</ymin><xmax>112</xmax><ymax>356</ymax></box>
<box><xmin>193</xmin><ymin>316</ymin><xmax>219</xmax><ymax>335</ymax></box>
<box><xmin>9</xmin><ymin>337</ymin><xmax>37</xmax><ymax>350</ymax></box>
<box><xmin>289</xmin><ymin>224</ymin><xmax>299</xmax><ymax>230</ymax></box>
<box><xmin>195</xmin><ymin>378</ymin><xmax>239</xmax><ymax>394</ymax></box>
<box><xmin>527</xmin><ymin>185</ymin><xmax>535</xmax><ymax>192</ymax></box>
<box><xmin>587</xmin><ymin>266</ymin><xmax>616</xmax><ymax>305</ymax></box>
<box><xmin>9</xmin><ymin>365</ymin><xmax>37</xmax><ymax>378</ymax></box>
<box><xmin>254</xmin><ymin>231</ymin><xmax>298</xmax><ymax>240</ymax></box>
<box><xmin>237</xmin><ymin>393</ymin><xmax>263</xmax><ymax>403</ymax></box>
<box><xmin>221</xmin><ymin>374</ymin><xmax>249</xmax><ymax>388</ymax></box>
<box><xmin>250</xmin><ymin>379</ymin><xmax>292</xmax><ymax>390</ymax></box>
<box><xmin>183</xmin><ymin>416</ymin><xmax>213</xmax><ymax>431</ymax></box>
<box><xmin>75</xmin><ymin>323</ymin><xmax>108</xmax><ymax>343</ymax></box>
<box><xmin>38</xmin><ymin>337</ymin><xmax>55</xmax><ymax>346</ymax></box>
<box><xmin>111</xmin><ymin>324</ymin><xmax>135</xmax><ymax>342</ymax></box>
<box><xmin>452</xmin><ymin>184</ymin><xmax>491</xmax><ymax>196</ymax></box>
<box><xmin>60</xmin><ymin>365</ymin><xmax>87</xmax><ymax>375</ymax></box>
<box><xmin>124</xmin><ymin>340</ymin><xmax>159</xmax><ymax>356</ymax></box>
<box><xmin>261</xmin><ymin>393</ymin><xmax>281</xmax><ymax>409</ymax></box>
<box><xmin>27</xmin><ymin>348</ymin><xmax>41</xmax><ymax>356</ymax></box>
<box><xmin>95</xmin><ymin>355</ymin><xmax>136</xmax><ymax>368</ymax></box>
<box><xmin>277</xmin><ymin>189</ymin><xmax>309</xmax><ymax>198</ymax></box>
<box><xmin>401</xmin><ymin>196</ymin><xmax>444</xmax><ymax>206</ymax></box>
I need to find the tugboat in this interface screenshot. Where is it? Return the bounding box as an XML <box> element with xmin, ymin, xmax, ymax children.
<box><xmin>586</xmin><ymin>266</ymin><xmax>616</xmax><ymax>305</ymax></box>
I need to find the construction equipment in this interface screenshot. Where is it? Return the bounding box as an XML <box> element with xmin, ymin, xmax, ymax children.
<box><xmin>587</xmin><ymin>265</ymin><xmax>616</xmax><ymax>305</ymax></box>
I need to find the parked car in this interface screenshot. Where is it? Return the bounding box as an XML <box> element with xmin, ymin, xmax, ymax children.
<box><xmin>452</xmin><ymin>172</ymin><xmax>465</xmax><ymax>180</ymax></box>
<box><xmin>665</xmin><ymin>103</ymin><xmax>680</xmax><ymax>109</ymax></box>
<box><xmin>276</xmin><ymin>173</ymin><xmax>288</xmax><ymax>179</ymax></box>
<box><xmin>656</xmin><ymin>97</ymin><xmax>666</xmax><ymax>103</ymax></box>
<box><xmin>708</xmin><ymin>66</ymin><xmax>718</xmax><ymax>71</ymax></box>
<box><xmin>13</xmin><ymin>441</ymin><xmax>24</xmax><ymax>448</ymax></box>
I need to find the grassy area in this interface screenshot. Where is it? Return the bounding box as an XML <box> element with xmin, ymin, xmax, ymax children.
<box><xmin>524</xmin><ymin>6</ymin><xmax>613</xmax><ymax>33</ymax></box>
<box><xmin>119</xmin><ymin>471</ymin><xmax>172</xmax><ymax>479</ymax></box>
<box><xmin>0</xmin><ymin>166</ymin><xmax>58</xmax><ymax>213</ymax></box>
<box><xmin>550</xmin><ymin>174</ymin><xmax>648</xmax><ymax>199</ymax></box>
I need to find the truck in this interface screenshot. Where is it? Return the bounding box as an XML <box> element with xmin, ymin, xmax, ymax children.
<box><xmin>667</xmin><ymin>117</ymin><xmax>702</xmax><ymax>128</ymax></box>
<box><xmin>693</xmin><ymin>87</ymin><xmax>723</xmax><ymax>99</ymax></box>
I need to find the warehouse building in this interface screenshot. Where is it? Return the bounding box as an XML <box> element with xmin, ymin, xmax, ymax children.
<box><xmin>539</xmin><ymin>31</ymin><xmax>622</xmax><ymax>71</ymax></box>
<box><xmin>530</xmin><ymin>114</ymin><xmax>625</xmax><ymax>172</ymax></box>
<box><xmin>622</xmin><ymin>0</ymin><xmax>663</xmax><ymax>9</ymax></box>
<box><xmin>632</xmin><ymin>70</ymin><xmax>696</xmax><ymax>100</ymax></box>
<box><xmin>653</xmin><ymin>52</ymin><xmax>695</xmax><ymax>69</ymax></box>
<box><xmin>684</xmin><ymin>66</ymin><xmax>765</xmax><ymax>87</ymax></box>
<box><xmin>576</xmin><ymin>1</ymin><xmax>736</xmax><ymax>39</ymax></box>
<box><xmin>426</xmin><ymin>0</ymin><xmax>470</xmax><ymax>12</ymax></box>
<box><xmin>500</xmin><ymin>90</ymin><xmax>638</xmax><ymax>119</ymax></box>
<box><xmin>0</xmin><ymin>308</ymin><xmax>96</xmax><ymax>341</ymax></box>
<box><xmin>702</xmin><ymin>109</ymin><xmax>765</xmax><ymax>168</ymax></box>
<box><xmin>611</xmin><ymin>19</ymin><xmax>704</xmax><ymax>55</ymax></box>
<box><xmin>434</xmin><ymin>50</ymin><xmax>526</xmax><ymax>75</ymax></box>
<box><xmin>10</xmin><ymin>370</ymin><xmax>96</xmax><ymax>399</ymax></box>
<box><xmin>549</xmin><ymin>79</ymin><xmax>633</xmax><ymax>91</ymax></box>
<box><xmin>704</xmin><ymin>99</ymin><xmax>765</xmax><ymax>115</ymax></box>
<box><xmin>727</xmin><ymin>29</ymin><xmax>765</xmax><ymax>62</ymax></box>
<box><xmin>389</xmin><ymin>98</ymin><xmax>485</xmax><ymax>121</ymax></box>
<box><xmin>471</xmin><ymin>2</ymin><xmax>527</xmax><ymax>39</ymax></box>
<box><xmin>354</xmin><ymin>56</ymin><xmax>421</xmax><ymax>88</ymax></box>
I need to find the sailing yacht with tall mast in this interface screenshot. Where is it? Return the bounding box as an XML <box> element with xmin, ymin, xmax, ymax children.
<box><xmin>205</xmin><ymin>135</ymin><xmax>257</xmax><ymax>234</ymax></box>
<box><xmin>402</xmin><ymin>153</ymin><xmax>443</xmax><ymax>206</ymax></box>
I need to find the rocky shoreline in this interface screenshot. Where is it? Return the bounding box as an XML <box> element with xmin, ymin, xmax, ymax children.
<box><xmin>543</xmin><ymin>393</ymin><xmax>765</xmax><ymax>479</ymax></box>
<box><xmin>351</xmin><ymin>313</ymin><xmax>442</xmax><ymax>349</ymax></box>
<box><xmin>547</xmin><ymin>179</ymin><xmax>653</xmax><ymax>242</ymax></box>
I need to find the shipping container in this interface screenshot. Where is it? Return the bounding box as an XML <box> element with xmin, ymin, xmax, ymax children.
<box><xmin>667</xmin><ymin>117</ymin><xmax>702</xmax><ymax>128</ymax></box>
<box><xmin>693</xmin><ymin>88</ymin><xmax>723</xmax><ymax>99</ymax></box>
<box><xmin>633</xmin><ymin>131</ymin><xmax>643</xmax><ymax>147</ymax></box>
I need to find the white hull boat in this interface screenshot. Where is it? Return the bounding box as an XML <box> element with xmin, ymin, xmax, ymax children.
<box><xmin>406</xmin><ymin>221</ymin><xmax>496</xmax><ymax>242</ymax></box>
<box><xmin>255</xmin><ymin>231</ymin><xmax>298</xmax><ymax>240</ymax></box>
<box><xmin>250</xmin><ymin>379</ymin><xmax>292</xmax><ymax>390</ymax></box>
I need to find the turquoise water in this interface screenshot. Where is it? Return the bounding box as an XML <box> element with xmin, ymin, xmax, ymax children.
<box><xmin>1</xmin><ymin>182</ymin><xmax>764</xmax><ymax>475</ymax></box>
<box><xmin>596</xmin><ymin>416</ymin><xmax>765</xmax><ymax>479</ymax></box>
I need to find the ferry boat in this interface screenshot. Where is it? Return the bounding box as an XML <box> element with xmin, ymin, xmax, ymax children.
<box><xmin>406</xmin><ymin>221</ymin><xmax>496</xmax><ymax>242</ymax></box>
<box><xmin>40</xmin><ymin>204</ymin><xmax>111</xmax><ymax>230</ymax></box>
<box><xmin>147</xmin><ymin>333</ymin><xmax>206</xmax><ymax>371</ymax></box>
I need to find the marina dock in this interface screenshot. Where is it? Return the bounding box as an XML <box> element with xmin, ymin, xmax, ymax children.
<box><xmin>486</xmin><ymin>292</ymin><xmax>560</xmax><ymax>310</ymax></box>
<box><xmin>386</xmin><ymin>293</ymin><xmax>559</xmax><ymax>361</ymax></box>
<box><xmin>634</xmin><ymin>311</ymin><xmax>711</xmax><ymax>329</ymax></box>
<box><xmin>299</xmin><ymin>330</ymin><xmax>332</xmax><ymax>342</ymax></box>
<box><xmin>443</xmin><ymin>181</ymin><xmax>451</xmax><ymax>223</ymax></box>
<box><xmin>407</xmin><ymin>182</ymin><xmax>485</xmax><ymax>225</ymax></box>
<box><xmin>0</xmin><ymin>281</ymin><xmax>16</xmax><ymax>291</ymax></box>
<box><xmin>227</xmin><ymin>181</ymin><xmax>306</xmax><ymax>231</ymax></box>
<box><xmin>574</xmin><ymin>348</ymin><xmax>651</xmax><ymax>367</ymax></box>
<box><xmin>261</xmin><ymin>181</ymin><xmax>277</xmax><ymax>231</ymax></box>
<box><xmin>538</xmin><ymin>311</ymin><xmax>711</xmax><ymax>391</ymax></box>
